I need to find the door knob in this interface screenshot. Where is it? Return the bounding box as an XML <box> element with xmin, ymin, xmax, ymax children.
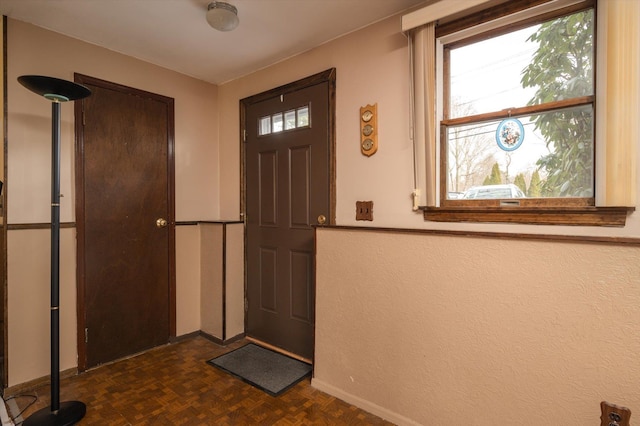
<box><xmin>317</xmin><ymin>214</ymin><xmax>326</xmax><ymax>225</ymax></box>
<box><xmin>156</xmin><ymin>218</ymin><xmax>168</xmax><ymax>228</ymax></box>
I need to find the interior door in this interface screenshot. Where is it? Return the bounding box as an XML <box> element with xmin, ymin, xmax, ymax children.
<box><xmin>75</xmin><ymin>74</ymin><xmax>175</xmax><ymax>370</ymax></box>
<box><xmin>243</xmin><ymin>69</ymin><xmax>335</xmax><ymax>361</ymax></box>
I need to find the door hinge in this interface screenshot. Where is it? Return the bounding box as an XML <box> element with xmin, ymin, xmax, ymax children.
<box><xmin>85</xmin><ymin>327</ymin><xmax>88</xmax><ymax>343</ymax></box>
<box><xmin>243</xmin><ymin>129</ymin><xmax>247</xmax><ymax>142</ymax></box>
<box><xmin>244</xmin><ymin>298</ymin><xmax>248</xmax><ymax>313</ymax></box>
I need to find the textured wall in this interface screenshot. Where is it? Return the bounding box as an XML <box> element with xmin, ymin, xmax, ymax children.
<box><xmin>314</xmin><ymin>228</ymin><xmax>640</xmax><ymax>425</ymax></box>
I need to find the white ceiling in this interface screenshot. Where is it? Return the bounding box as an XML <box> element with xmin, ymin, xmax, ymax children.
<box><xmin>1</xmin><ymin>0</ymin><xmax>427</xmax><ymax>85</ymax></box>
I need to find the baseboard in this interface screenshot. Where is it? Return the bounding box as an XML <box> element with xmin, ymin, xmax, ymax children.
<box><xmin>199</xmin><ymin>331</ymin><xmax>245</xmax><ymax>346</ymax></box>
<box><xmin>311</xmin><ymin>378</ymin><xmax>422</xmax><ymax>426</ymax></box>
<box><xmin>170</xmin><ymin>330</ymin><xmax>201</xmax><ymax>343</ymax></box>
<box><xmin>2</xmin><ymin>332</ymin><xmax>246</xmax><ymax>397</ymax></box>
<box><xmin>221</xmin><ymin>332</ymin><xmax>245</xmax><ymax>345</ymax></box>
<box><xmin>3</xmin><ymin>367</ymin><xmax>77</xmax><ymax>398</ymax></box>
<box><xmin>199</xmin><ymin>331</ymin><xmax>224</xmax><ymax>345</ymax></box>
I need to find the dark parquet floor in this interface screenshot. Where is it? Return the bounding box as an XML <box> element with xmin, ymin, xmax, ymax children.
<box><xmin>7</xmin><ymin>336</ymin><xmax>394</xmax><ymax>425</ymax></box>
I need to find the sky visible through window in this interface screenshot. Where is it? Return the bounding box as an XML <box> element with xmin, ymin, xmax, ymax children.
<box><xmin>447</xmin><ymin>24</ymin><xmax>553</xmax><ymax>193</ymax></box>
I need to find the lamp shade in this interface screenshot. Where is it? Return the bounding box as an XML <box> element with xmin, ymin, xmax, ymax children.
<box><xmin>18</xmin><ymin>75</ymin><xmax>91</xmax><ymax>102</ymax></box>
<box><xmin>206</xmin><ymin>1</ymin><xmax>239</xmax><ymax>31</ymax></box>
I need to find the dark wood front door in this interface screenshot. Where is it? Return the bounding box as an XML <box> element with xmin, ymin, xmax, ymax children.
<box><xmin>75</xmin><ymin>74</ymin><xmax>175</xmax><ymax>370</ymax></box>
<box><xmin>243</xmin><ymin>69</ymin><xmax>335</xmax><ymax>361</ymax></box>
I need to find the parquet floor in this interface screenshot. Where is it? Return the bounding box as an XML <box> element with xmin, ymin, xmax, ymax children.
<box><xmin>7</xmin><ymin>336</ymin><xmax>394</xmax><ymax>425</ymax></box>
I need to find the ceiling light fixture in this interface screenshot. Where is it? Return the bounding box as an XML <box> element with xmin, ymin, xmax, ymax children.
<box><xmin>206</xmin><ymin>1</ymin><xmax>239</xmax><ymax>32</ymax></box>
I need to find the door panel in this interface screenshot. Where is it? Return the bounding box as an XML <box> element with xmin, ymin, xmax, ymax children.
<box><xmin>259</xmin><ymin>151</ymin><xmax>278</xmax><ymax>226</ymax></box>
<box><xmin>244</xmin><ymin>70</ymin><xmax>334</xmax><ymax>360</ymax></box>
<box><xmin>75</xmin><ymin>75</ymin><xmax>175</xmax><ymax>369</ymax></box>
<box><xmin>290</xmin><ymin>250</ymin><xmax>312</xmax><ymax>322</ymax></box>
<box><xmin>290</xmin><ymin>147</ymin><xmax>310</xmax><ymax>227</ymax></box>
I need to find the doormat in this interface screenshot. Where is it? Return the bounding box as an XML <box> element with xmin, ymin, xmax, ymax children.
<box><xmin>207</xmin><ymin>344</ymin><xmax>312</xmax><ymax>396</ymax></box>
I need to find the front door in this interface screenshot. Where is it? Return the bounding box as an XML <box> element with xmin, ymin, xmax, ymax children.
<box><xmin>243</xmin><ymin>69</ymin><xmax>335</xmax><ymax>361</ymax></box>
<box><xmin>75</xmin><ymin>74</ymin><xmax>175</xmax><ymax>370</ymax></box>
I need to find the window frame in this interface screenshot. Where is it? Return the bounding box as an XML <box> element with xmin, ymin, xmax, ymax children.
<box><xmin>421</xmin><ymin>0</ymin><xmax>632</xmax><ymax>226</ymax></box>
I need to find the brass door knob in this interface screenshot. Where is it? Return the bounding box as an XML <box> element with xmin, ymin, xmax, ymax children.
<box><xmin>156</xmin><ymin>218</ymin><xmax>168</xmax><ymax>228</ymax></box>
<box><xmin>317</xmin><ymin>214</ymin><xmax>326</xmax><ymax>225</ymax></box>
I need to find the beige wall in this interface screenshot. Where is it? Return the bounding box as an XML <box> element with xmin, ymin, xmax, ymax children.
<box><xmin>8</xmin><ymin>20</ymin><xmax>220</xmax><ymax>224</ymax></box>
<box><xmin>218</xmin><ymin>5</ymin><xmax>640</xmax><ymax>238</ymax></box>
<box><xmin>200</xmin><ymin>224</ymin><xmax>223</xmax><ymax>337</ymax></box>
<box><xmin>4</xmin><ymin>0</ymin><xmax>639</xmax><ymax>422</ymax></box>
<box><xmin>176</xmin><ymin>225</ymin><xmax>201</xmax><ymax>336</ymax></box>
<box><xmin>215</xmin><ymin>2</ymin><xmax>640</xmax><ymax>424</ymax></box>
<box><xmin>199</xmin><ymin>222</ymin><xmax>244</xmax><ymax>341</ymax></box>
<box><xmin>7</xmin><ymin>228</ymin><xmax>76</xmax><ymax>385</ymax></box>
<box><xmin>217</xmin><ymin>13</ymin><xmax>414</xmax><ymax>224</ymax></box>
<box><xmin>315</xmin><ymin>228</ymin><xmax>640</xmax><ymax>425</ymax></box>
<box><xmin>6</xmin><ymin>19</ymin><xmax>219</xmax><ymax>386</ymax></box>
<box><xmin>224</xmin><ymin>223</ymin><xmax>244</xmax><ymax>339</ymax></box>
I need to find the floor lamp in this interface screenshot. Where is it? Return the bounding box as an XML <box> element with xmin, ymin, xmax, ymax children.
<box><xmin>18</xmin><ymin>75</ymin><xmax>91</xmax><ymax>426</ymax></box>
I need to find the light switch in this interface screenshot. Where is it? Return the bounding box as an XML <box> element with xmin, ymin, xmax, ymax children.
<box><xmin>356</xmin><ymin>201</ymin><xmax>373</xmax><ymax>221</ymax></box>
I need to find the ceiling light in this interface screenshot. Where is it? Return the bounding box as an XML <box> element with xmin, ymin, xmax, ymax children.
<box><xmin>206</xmin><ymin>2</ymin><xmax>239</xmax><ymax>32</ymax></box>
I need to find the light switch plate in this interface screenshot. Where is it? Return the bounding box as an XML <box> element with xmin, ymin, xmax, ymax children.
<box><xmin>356</xmin><ymin>201</ymin><xmax>373</xmax><ymax>221</ymax></box>
<box><xmin>601</xmin><ymin>401</ymin><xmax>631</xmax><ymax>426</ymax></box>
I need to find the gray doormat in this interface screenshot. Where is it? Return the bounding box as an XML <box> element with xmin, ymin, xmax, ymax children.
<box><xmin>207</xmin><ymin>344</ymin><xmax>312</xmax><ymax>396</ymax></box>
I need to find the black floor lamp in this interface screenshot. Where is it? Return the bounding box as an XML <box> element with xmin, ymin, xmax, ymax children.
<box><xmin>18</xmin><ymin>75</ymin><xmax>91</xmax><ymax>426</ymax></box>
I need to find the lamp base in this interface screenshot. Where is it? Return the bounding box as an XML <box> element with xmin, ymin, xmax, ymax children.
<box><xmin>23</xmin><ymin>401</ymin><xmax>86</xmax><ymax>426</ymax></box>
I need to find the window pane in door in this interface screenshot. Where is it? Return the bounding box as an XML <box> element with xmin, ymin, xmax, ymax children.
<box><xmin>259</xmin><ymin>116</ymin><xmax>271</xmax><ymax>135</ymax></box>
<box><xmin>272</xmin><ymin>113</ymin><xmax>283</xmax><ymax>132</ymax></box>
<box><xmin>297</xmin><ymin>106</ymin><xmax>309</xmax><ymax>127</ymax></box>
<box><xmin>285</xmin><ymin>110</ymin><xmax>296</xmax><ymax>130</ymax></box>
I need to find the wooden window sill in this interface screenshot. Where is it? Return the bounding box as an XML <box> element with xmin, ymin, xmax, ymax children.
<box><xmin>422</xmin><ymin>206</ymin><xmax>634</xmax><ymax>226</ymax></box>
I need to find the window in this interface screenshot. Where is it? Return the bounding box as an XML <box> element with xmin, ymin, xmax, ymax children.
<box><xmin>405</xmin><ymin>0</ymin><xmax>636</xmax><ymax>226</ymax></box>
<box><xmin>441</xmin><ymin>3</ymin><xmax>594</xmax><ymax>208</ymax></box>
<box><xmin>258</xmin><ymin>105</ymin><xmax>311</xmax><ymax>136</ymax></box>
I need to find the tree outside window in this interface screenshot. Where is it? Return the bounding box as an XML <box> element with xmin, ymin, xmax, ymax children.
<box><xmin>442</xmin><ymin>5</ymin><xmax>594</xmax><ymax>205</ymax></box>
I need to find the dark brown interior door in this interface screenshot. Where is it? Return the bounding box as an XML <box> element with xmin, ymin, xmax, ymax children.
<box><xmin>75</xmin><ymin>75</ymin><xmax>175</xmax><ymax>370</ymax></box>
<box><xmin>244</xmin><ymin>70</ymin><xmax>334</xmax><ymax>360</ymax></box>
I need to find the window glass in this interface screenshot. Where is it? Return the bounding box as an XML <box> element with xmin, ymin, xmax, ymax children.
<box><xmin>443</xmin><ymin>7</ymin><xmax>594</xmax><ymax>202</ymax></box>
<box><xmin>257</xmin><ymin>104</ymin><xmax>311</xmax><ymax>137</ymax></box>
<box><xmin>259</xmin><ymin>116</ymin><xmax>271</xmax><ymax>136</ymax></box>
<box><xmin>446</xmin><ymin>105</ymin><xmax>593</xmax><ymax>198</ymax></box>
<box><xmin>272</xmin><ymin>112</ymin><xmax>283</xmax><ymax>133</ymax></box>
<box><xmin>449</xmin><ymin>27</ymin><xmax>538</xmax><ymax>118</ymax></box>
<box><xmin>284</xmin><ymin>110</ymin><xmax>296</xmax><ymax>130</ymax></box>
<box><xmin>297</xmin><ymin>106</ymin><xmax>309</xmax><ymax>127</ymax></box>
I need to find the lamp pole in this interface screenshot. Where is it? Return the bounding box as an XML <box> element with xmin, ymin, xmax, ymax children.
<box><xmin>18</xmin><ymin>75</ymin><xmax>91</xmax><ymax>426</ymax></box>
